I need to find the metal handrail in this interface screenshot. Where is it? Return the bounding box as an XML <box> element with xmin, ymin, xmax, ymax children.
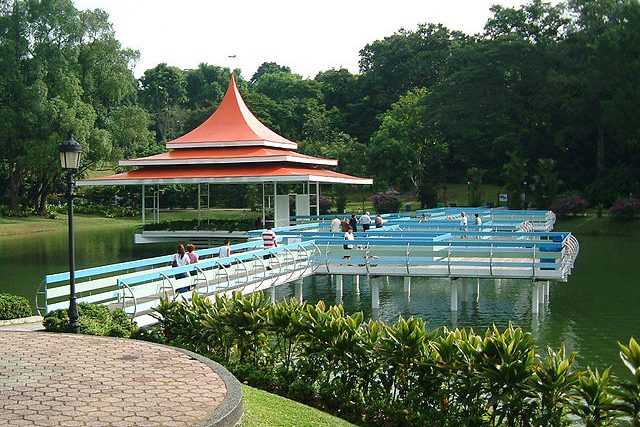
<box><xmin>119</xmin><ymin>281</ymin><xmax>138</xmax><ymax>318</ymax></box>
<box><xmin>194</xmin><ymin>266</ymin><xmax>209</xmax><ymax>295</ymax></box>
<box><xmin>159</xmin><ymin>273</ymin><xmax>177</xmax><ymax>300</ymax></box>
<box><xmin>215</xmin><ymin>261</ymin><xmax>231</xmax><ymax>290</ymax></box>
<box><xmin>447</xmin><ymin>243</ymin><xmax>452</xmax><ymax>277</ymax></box>
<box><xmin>252</xmin><ymin>254</ymin><xmax>268</xmax><ymax>293</ymax></box>
<box><xmin>283</xmin><ymin>248</ymin><xmax>299</xmax><ymax>283</ymax></box>
<box><xmin>405</xmin><ymin>243</ymin><xmax>411</xmax><ymax>275</ymax></box>
<box><xmin>35</xmin><ymin>281</ymin><xmax>47</xmax><ymax>316</ymax></box>
<box><xmin>234</xmin><ymin>257</ymin><xmax>250</xmax><ymax>287</ymax></box>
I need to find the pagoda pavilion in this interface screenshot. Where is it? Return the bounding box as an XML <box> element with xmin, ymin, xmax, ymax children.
<box><xmin>79</xmin><ymin>74</ymin><xmax>372</xmax><ymax>236</ymax></box>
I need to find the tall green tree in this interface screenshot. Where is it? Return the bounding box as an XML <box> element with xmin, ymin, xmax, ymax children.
<box><xmin>368</xmin><ymin>88</ymin><xmax>447</xmax><ymax>207</ymax></box>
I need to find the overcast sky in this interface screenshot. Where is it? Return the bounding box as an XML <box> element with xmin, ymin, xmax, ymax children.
<box><xmin>73</xmin><ymin>0</ymin><xmax>545</xmax><ymax>79</ymax></box>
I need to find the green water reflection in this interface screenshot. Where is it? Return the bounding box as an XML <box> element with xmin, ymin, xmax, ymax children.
<box><xmin>0</xmin><ymin>226</ymin><xmax>637</xmax><ymax>375</ymax></box>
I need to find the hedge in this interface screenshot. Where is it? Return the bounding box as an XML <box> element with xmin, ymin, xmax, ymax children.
<box><xmin>0</xmin><ymin>293</ymin><xmax>33</xmax><ymax>320</ymax></box>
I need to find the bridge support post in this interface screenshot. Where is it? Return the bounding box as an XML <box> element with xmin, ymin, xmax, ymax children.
<box><xmin>450</xmin><ymin>280</ymin><xmax>458</xmax><ymax>312</ymax></box>
<box><xmin>353</xmin><ymin>275</ymin><xmax>360</xmax><ymax>293</ymax></box>
<box><xmin>371</xmin><ymin>276</ymin><xmax>379</xmax><ymax>309</ymax></box>
<box><xmin>476</xmin><ymin>278</ymin><xmax>480</xmax><ymax>302</ymax></box>
<box><xmin>531</xmin><ymin>281</ymin><xmax>540</xmax><ymax>314</ymax></box>
<box><xmin>538</xmin><ymin>281</ymin><xmax>546</xmax><ymax>305</ymax></box>
<box><xmin>461</xmin><ymin>282</ymin><xmax>468</xmax><ymax>303</ymax></box>
<box><xmin>545</xmin><ymin>280</ymin><xmax>550</xmax><ymax>302</ymax></box>
<box><xmin>403</xmin><ymin>277</ymin><xmax>411</xmax><ymax>294</ymax></box>
<box><xmin>335</xmin><ymin>275</ymin><xmax>343</xmax><ymax>303</ymax></box>
<box><xmin>295</xmin><ymin>280</ymin><xmax>303</xmax><ymax>302</ymax></box>
<box><xmin>271</xmin><ymin>286</ymin><xmax>276</xmax><ymax>303</ymax></box>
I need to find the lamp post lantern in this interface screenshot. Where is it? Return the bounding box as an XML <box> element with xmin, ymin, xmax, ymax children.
<box><xmin>59</xmin><ymin>131</ymin><xmax>82</xmax><ymax>333</ymax></box>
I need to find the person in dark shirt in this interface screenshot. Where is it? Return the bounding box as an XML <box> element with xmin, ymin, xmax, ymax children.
<box><xmin>349</xmin><ymin>214</ymin><xmax>358</xmax><ymax>233</ymax></box>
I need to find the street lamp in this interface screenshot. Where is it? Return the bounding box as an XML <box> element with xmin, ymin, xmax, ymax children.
<box><xmin>467</xmin><ymin>181</ymin><xmax>471</xmax><ymax>206</ymax></box>
<box><xmin>59</xmin><ymin>131</ymin><xmax>82</xmax><ymax>333</ymax></box>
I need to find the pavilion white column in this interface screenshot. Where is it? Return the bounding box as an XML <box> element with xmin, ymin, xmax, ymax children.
<box><xmin>316</xmin><ymin>181</ymin><xmax>320</xmax><ymax>216</ymax></box>
<box><xmin>141</xmin><ymin>185</ymin><xmax>145</xmax><ymax>225</ymax></box>
<box><xmin>261</xmin><ymin>183</ymin><xmax>266</xmax><ymax>228</ymax></box>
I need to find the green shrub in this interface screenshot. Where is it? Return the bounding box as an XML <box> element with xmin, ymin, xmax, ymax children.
<box><xmin>148</xmin><ymin>292</ymin><xmax>632</xmax><ymax>427</ymax></box>
<box><xmin>43</xmin><ymin>303</ymin><xmax>137</xmax><ymax>337</ymax></box>
<box><xmin>0</xmin><ymin>293</ymin><xmax>33</xmax><ymax>320</ymax></box>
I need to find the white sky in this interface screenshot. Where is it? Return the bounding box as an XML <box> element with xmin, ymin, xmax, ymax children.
<box><xmin>73</xmin><ymin>0</ymin><xmax>547</xmax><ymax>79</ymax></box>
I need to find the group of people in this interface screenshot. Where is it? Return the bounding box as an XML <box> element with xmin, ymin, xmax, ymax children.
<box><xmin>171</xmin><ymin>239</ymin><xmax>234</xmax><ymax>292</ymax></box>
<box><xmin>330</xmin><ymin>212</ymin><xmax>384</xmax><ymax>234</ymax></box>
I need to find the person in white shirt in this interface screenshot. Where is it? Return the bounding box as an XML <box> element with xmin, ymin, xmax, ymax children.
<box><xmin>460</xmin><ymin>212</ymin><xmax>468</xmax><ymax>232</ymax></box>
<box><xmin>172</xmin><ymin>244</ymin><xmax>191</xmax><ymax>291</ymax></box>
<box><xmin>330</xmin><ymin>216</ymin><xmax>341</xmax><ymax>232</ymax></box>
<box><xmin>359</xmin><ymin>211</ymin><xmax>372</xmax><ymax>231</ymax></box>
<box><xmin>219</xmin><ymin>239</ymin><xmax>231</xmax><ymax>258</ymax></box>
<box><xmin>343</xmin><ymin>227</ymin><xmax>355</xmax><ymax>258</ymax></box>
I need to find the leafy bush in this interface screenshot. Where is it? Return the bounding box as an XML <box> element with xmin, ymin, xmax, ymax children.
<box><xmin>43</xmin><ymin>303</ymin><xmax>137</xmax><ymax>337</ymax></box>
<box><xmin>610</xmin><ymin>198</ymin><xmax>640</xmax><ymax>220</ymax></box>
<box><xmin>369</xmin><ymin>191</ymin><xmax>402</xmax><ymax>214</ymax></box>
<box><xmin>146</xmin><ymin>292</ymin><xmax>635</xmax><ymax>427</ymax></box>
<box><xmin>0</xmin><ymin>293</ymin><xmax>33</xmax><ymax>320</ymax></box>
<box><xmin>141</xmin><ymin>218</ymin><xmax>257</xmax><ymax>232</ymax></box>
<box><xmin>550</xmin><ymin>194</ymin><xmax>589</xmax><ymax>217</ymax></box>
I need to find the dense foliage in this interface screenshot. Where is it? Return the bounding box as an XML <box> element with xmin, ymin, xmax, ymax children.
<box><xmin>43</xmin><ymin>302</ymin><xmax>137</xmax><ymax>337</ymax></box>
<box><xmin>0</xmin><ymin>293</ymin><xmax>33</xmax><ymax>320</ymax></box>
<box><xmin>144</xmin><ymin>292</ymin><xmax>640</xmax><ymax>426</ymax></box>
<box><xmin>2</xmin><ymin>0</ymin><xmax>640</xmax><ymax>213</ymax></box>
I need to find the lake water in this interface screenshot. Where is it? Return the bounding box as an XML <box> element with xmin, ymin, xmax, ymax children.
<box><xmin>0</xmin><ymin>223</ymin><xmax>637</xmax><ymax>376</ymax></box>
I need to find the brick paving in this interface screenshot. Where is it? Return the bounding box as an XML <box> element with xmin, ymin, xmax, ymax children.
<box><xmin>0</xmin><ymin>332</ymin><xmax>231</xmax><ymax>426</ymax></box>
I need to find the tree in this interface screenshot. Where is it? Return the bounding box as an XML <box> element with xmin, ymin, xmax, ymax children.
<box><xmin>502</xmin><ymin>151</ymin><xmax>528</xmax><ymax>210</ymax></box>
<box><xmin>368</xmin><ymin>88</ymin><xmax>447</xmax><ymax>207</ymax></box>
<box><xmin>0</xmin><ymin>1</ymin><xmax>146</xmax><ymax>214</ymax></box>
<box><xmin>250</xmin><ymin>61</ymin><xmax>291</xmax><ymax>83</ymax></box>
<box><xmin>532</xmin><ymin>159</ymin><xmax>561</xmax><ymax>209</ymax></box>
<box><xmin>139</xmin><ymin>63</ymin><xmax>187</xmax><ymax>143</ymax></box>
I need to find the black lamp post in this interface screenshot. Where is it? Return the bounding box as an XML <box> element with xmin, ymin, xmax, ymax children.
<box><xmin>467</xmin><ymin>181</ymin><xmax>471</xmax><ymax>206</ymax></box>
<box><xmin>59</xmin><ymin>131</ymin><xmax>82</xmax><ymax>333</ymax></box>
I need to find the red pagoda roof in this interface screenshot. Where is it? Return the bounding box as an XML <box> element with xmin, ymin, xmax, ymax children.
<box><xmin>80</xmin><ymin>164</ymin><xmax>372</xmax><ymax>186</ymax></box>
<box><xmin>167</xmin><ymin>74</ymin><xmax>297</xmax><ymax>149</ymax></box>
<box><xmin>120</xmin><ymin>147</ymin><xmax>337</xmax><ymax>167</ymax></box>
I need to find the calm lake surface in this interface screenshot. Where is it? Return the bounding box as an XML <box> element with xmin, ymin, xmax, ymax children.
<box><xmin>1</xmin><ymin>223</ymin><xmax>637</xmax><ymax>375</ymax></box>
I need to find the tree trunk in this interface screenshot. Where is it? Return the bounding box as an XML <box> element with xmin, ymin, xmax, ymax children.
<box><xmin>9</xmin><ymin>163</ymin><xmax>22</xmax><ymax>212</ymax></box>
<box><xmin>596</xmin><ymin>125</ymin><xmax>605</xmax><ymax>176</ymax></box>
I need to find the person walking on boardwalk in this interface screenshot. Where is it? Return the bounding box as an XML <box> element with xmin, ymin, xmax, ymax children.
<box><xmin>186</xmin><ymin>243</ymin><xmax>199</xmax><ymax>277</ymax></box>
<box><xmin>172</xmin><ymin>244</ymin><xmax>191</xmax><ymax>292</ymax></box>
<box><xmin>341</xmin><ymin>218</ymin><xmax>350</xmax><ymax>232</ymax></box>
<box><xmin>330</xmin><ymin>216</ymin><xmax>341</xmax><ymax>232</ymax></box>
<box><xmin>219</xmin><ymin>239</ymin><xmax>231</xmax><ymax>258</ymax></box>
<box><xmin>360</xmin><ymin>211</ymin><xmax>372</xmax><ymax>231</ymax></box>
<box><xmin>375</xmin><ymin>214</ymin><xmax>384</xmax><ymax>228</ymax></box>
<box><xmin>261</xmin><ymin>226</ymin><xmax>278</xmax><ymax>269</ymax></box>
<box><xmin>475</xmin><ymin>213</ymin><xmax>482</xmax><ymax>226</ymax></box>
<box><xmin>343</xmin><ymin>227</ymin><xmax>355</xmax><ymax>256</ymax></box>
<box><xmin>349</xmin><ymin>214</ymin><xmax>358</xmax><ymax>233</ymax></box>
<box><xmin>460</xmin><ymin>212</ymin><xmax>468</xmax><ymax>234</ymax></box>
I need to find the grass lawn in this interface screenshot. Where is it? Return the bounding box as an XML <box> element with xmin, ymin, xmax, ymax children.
<box><xmin>555</xmin><ymin>215</ymin><xmax>640</xmax><ymax>237</ymax></box>
<box><xmin>0</xmin><ymin>214</ymin><xmax>137</xmax><ymax>239</ymax></box>
<box><xmin>239</xmin><ymin>385</ymin><xmax>356</xmax><ymax>427</ymax></box>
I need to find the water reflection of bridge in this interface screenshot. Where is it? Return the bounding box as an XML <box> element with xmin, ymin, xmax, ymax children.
<box><xmin>39</xmin><ymin>210</ymin><xmax>577</xmax><ymax>327</ymax></box>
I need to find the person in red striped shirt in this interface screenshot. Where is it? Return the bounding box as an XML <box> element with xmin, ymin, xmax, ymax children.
<box><xmin>261</xmin><ymin>226</ymin><xmax>278</xmax><ymax>248</ymax></box>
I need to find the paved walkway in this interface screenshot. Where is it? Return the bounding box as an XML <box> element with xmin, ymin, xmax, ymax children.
<box><xmin>0</xmin><ymin>332</ymin><xmax>242</xmax><ymax>426</ymax></box>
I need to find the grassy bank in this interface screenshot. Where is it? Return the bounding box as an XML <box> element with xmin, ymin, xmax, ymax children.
<box><xmin>0</xmin><ymin>215</ymin><xmax>138</xmax><ymax>239</ymax></box>
<box><xmin>555</xmin><ymin>215</ymin><xmax>640</xmax><ymax>237</ymax></box>
<box><xmin>239</xmin><ymin>385</ymin><xmax>355</xmax><ymax>427</ymax></box>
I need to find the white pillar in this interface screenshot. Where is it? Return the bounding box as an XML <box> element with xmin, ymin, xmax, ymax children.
<box><xmin>335</xmin><ymin>275</ymin><xmax>343</xmax><ymax>302</ymax></box>
<box><xmin>316</xmin><ymin>181</ymin><xmax>320</xmax><ymax>216</ymax></box>
<box><xmin>545</xmin><ymin>281</ymin><xmax>550</xmax><ymax>301</ymax></box>
<box><xmin>371</xmin><ymin>277</ymin><xmax>379</xmax><ymax>309</ymax></box>
<box><xmin>461</xmin><ymin>282</ymin><xmax>469</xmax><ymax>303</ymax></box>
<box><xmin>538</xmin><ymin>281</ymin><xmax>545</xmax><ymax>305</ymax></box>
<box><xmin>450</xmin><ymin>280</ymin><xmax>458</xmax><ymax>312</ymax></box>
<box><xmin>271</xmin><ymin>286</ymin><xmax>276</xmax><ymax>303</ymax></box>
<box><xmin>476</xmin><ymin>278</ymin><xmax>480</xmax><ymax>302</ymax></box>
<box><xmin>295</xmin><ymin>280</ymin><xmax>303</xmax><ymax>302</ymax></box>
<box><xmin>403</xmin><ymin>276</ymin><xmax>411</xmax><ymax>293</ymax></box>
<box><xmin>531</xmin><ymin>282</ymin><xmax>539</xmax><ymax>314</ymax></box>
<box><xmin>141</xmin><ymin>185</ymin><xmax>145</xmax><ymax>225</ymax></box>
<box><xmin>354</xmin><ymin>275</ymin><xmax>360</xmax><ymax>293</ymax></box>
